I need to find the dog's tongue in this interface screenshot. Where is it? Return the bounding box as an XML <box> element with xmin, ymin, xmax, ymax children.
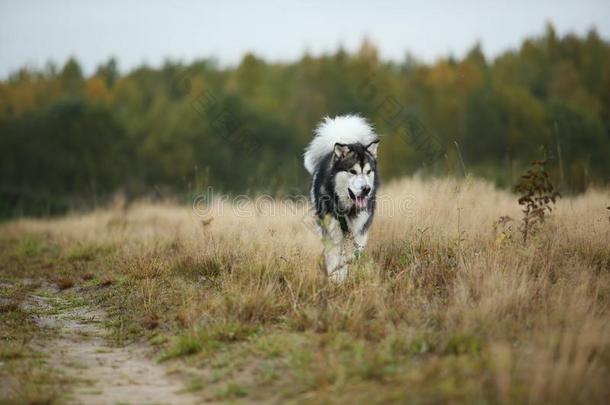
<box><xmin>355</xmin><ymin>196</ymin><xmax>367</xmax><ymax>209</ymax></box>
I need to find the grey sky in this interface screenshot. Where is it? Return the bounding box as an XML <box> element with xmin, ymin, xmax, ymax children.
<box><xmin>1</xmin><ymin>0</ymin><xmax>609</xmax><ymax>78</ymax></box>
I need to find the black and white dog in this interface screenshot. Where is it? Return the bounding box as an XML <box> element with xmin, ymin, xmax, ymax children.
<box><xmin>304</xmin><ymin>115</ymin><xmax>379</xmax><ymax>282</ymax></box>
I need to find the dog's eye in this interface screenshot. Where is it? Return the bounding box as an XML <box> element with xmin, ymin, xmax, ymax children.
<box><xmin>366</xmin><ymin>170</ymin><xmax>371</xmax><ymax>175</ymax></box>
<box><xmin>349</xmin><ymin>169</ymin><xmax>357</xmax><ymax>175</ymax></box>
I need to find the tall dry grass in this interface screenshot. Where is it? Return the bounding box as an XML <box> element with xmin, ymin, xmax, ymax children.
<box><xmin>4</xmin><ymin>176</ymin><xmax>610</xmax><ymax>403</ymax></box>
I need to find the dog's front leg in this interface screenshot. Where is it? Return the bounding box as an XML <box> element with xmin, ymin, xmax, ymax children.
<box><xmin>325</xmin><ymin>240</ymin><xmax>348</xmax><ymax>282</ymax></box>
<box><xmin>321</xmin><ymin>216</ymin><xmax>348</xmax><ymax>282</ymax></box>
<box><xmin>352</xmin><ymin>230</ymin><xmax>368</xmax><ymax>259</ymax></box>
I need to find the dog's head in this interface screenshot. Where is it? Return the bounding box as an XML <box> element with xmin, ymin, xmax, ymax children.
<box><xmin>332</xmin><ymin>140</ymin><xmax>379</xmax><ymax>211</ymax></box>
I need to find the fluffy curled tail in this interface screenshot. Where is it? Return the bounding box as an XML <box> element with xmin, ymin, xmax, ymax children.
<box><xmin>303</xmin><ymin>115</ymin><xmax>378</xmax><ymax>174</ymax></box>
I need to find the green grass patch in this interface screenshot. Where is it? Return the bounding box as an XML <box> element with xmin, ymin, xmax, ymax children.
<box><xmin>159</xmin><ymin>333</ymin><xmax>204</xmax><ymax>361</ymax></box>
<box><xmin>0</xmin><ymin>344</ymin><xmax>29</xmax><ymax>360</ymax></box>
<box><xmin>159</xmin><ymin>322</ymin><xmax>259</xmax><ymax>362</ymax></box>
<box><xmin>214</xmin><ymin>381</ymin><xmax>248</xmax><ymax>400</ymax></box>
<box><xmin>16</xmin><ymin>235</ymin><xmax>46</xmax><ymax>257</ymax></box>
<box><xmin>179</xmin><ymin>378</ymin><xmax>205</xmax><ymax>393</ymax></box>
<box><xmin>65</xmin><ymin>243</ymin><xmax>116</xmax><ymax>262</ymax></box>
<box><xmin>444</xmin><ymin>334</ymin><xmax>482</xmax><ymax>356</ymax></box>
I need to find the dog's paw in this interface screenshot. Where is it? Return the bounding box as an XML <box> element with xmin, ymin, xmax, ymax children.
<box><xmin>328</xmin><ymin>265</ymin><xmax>348</xmax><ymax>283</ymax></box>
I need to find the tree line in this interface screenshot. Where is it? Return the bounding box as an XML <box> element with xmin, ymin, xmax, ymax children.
<box><xmin>1</xmin><ymin>24</ymin><xmax>609</xmax><ymax>218</ymax></box>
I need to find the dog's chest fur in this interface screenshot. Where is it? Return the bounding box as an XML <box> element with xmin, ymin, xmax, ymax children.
<box><xmin>310</xmin><ymin>153</ymin><xmax>376</xmax><ymax>237</ymax></box>
<box><xmin>348</xmin><ymin>211</ymin><xmax>370</xmax><ymax>233</ymax></box>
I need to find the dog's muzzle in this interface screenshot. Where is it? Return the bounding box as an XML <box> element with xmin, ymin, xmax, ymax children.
<box><xmin>348</xmin><ymin>187</ymin><xmax>370</xmax><ymax>210</ymax></box>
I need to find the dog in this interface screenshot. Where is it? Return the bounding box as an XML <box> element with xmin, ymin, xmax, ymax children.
<box><xmin>303</xmin><ymin>115</ymin><xmax>379</xmax><ymax>282</ymax></box>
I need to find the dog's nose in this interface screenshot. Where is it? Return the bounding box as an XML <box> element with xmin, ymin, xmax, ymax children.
<box><xmin>362</xmin><ymin>186</ymin><xmax>371</xmax><ymax>196</ymax></box>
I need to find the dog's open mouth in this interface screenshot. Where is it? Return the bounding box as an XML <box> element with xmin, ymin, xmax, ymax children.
<box><xmin>348</xmin><ymin>189</ymin><xmax>368</xmax><ymax>210</ymax></box>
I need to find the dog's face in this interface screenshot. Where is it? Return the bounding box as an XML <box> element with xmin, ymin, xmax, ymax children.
<box><xmin>332</xmin><ymin>141</ymin><xmax>379</xmax><ymax>210</ymax></box>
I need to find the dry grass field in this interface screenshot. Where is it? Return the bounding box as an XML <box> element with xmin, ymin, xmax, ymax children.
<box><xmin>1</xmin><ymin>176</ymin><xmax>609</xmax><ymax>404</ymax></box>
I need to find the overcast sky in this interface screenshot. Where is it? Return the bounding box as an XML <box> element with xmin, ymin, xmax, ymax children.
<box><xmin>1</xmin><ymin>0</ymin><xmax>609</xmax><ymax>78</ymax></box>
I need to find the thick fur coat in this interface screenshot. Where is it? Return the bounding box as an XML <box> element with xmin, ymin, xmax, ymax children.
<box><xmin>304</xmin><ymin>115</ymin><xmax>379</xmax><ymax>281</ymax></box>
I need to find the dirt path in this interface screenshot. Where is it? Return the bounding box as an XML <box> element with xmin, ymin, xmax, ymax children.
<box><xmin>26</xmin><ymin>288</ymin><xmax>200</xmax><ymax>405</ymax></box>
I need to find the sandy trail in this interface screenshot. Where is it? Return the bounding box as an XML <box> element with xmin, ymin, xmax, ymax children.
<box><xmin>26</xmin><ymin>289</ymin><xmax>199</xmax><ymax>405</ymax></box>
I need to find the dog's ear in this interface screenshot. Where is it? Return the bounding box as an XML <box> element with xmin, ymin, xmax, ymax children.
<box><xmin>334</xmin><ymin>143</ymin><xmax>350</xmax><ymax>159</ymax></box>
<box><xmin>366</xmin><ymin>140</ymin><xmax>379</xmax><ymax>158</ymax></box>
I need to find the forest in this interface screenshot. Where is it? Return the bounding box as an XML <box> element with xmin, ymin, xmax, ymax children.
<box><xmin>1</xmin><ymin>24</ymin><xmax>609</xmax><ymax>217</ymax></box>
